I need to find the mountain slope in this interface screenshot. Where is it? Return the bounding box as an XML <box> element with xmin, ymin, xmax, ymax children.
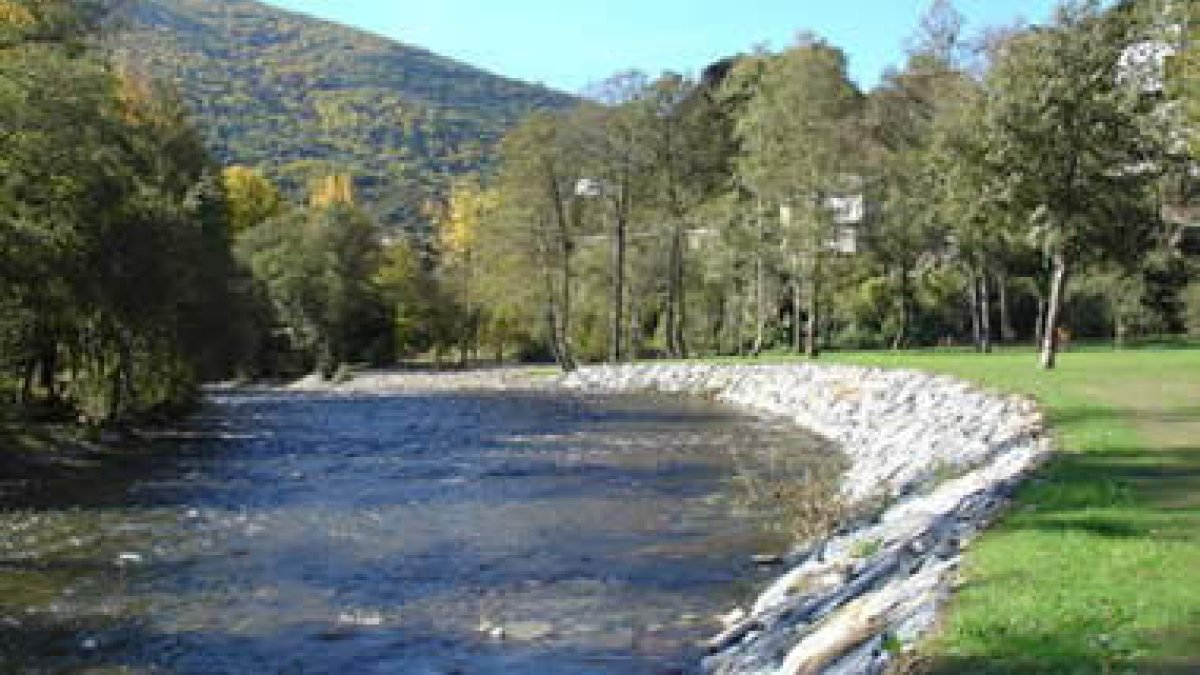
<box><xmin>114</xmin><ymin>0</ymin><xmax>577</xmax><ymax>231</ymax></box>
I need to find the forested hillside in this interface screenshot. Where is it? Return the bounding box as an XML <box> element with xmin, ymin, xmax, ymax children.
<box><xmin>112</xmin><ymin>0</ymin><xmax>576</xmax><ymax>231</ymax></box>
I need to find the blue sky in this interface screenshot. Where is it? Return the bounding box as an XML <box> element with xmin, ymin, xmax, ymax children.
<box><xmin>263</xmin><ymin>1</ymin><xmax>1068</xmax><ymax>93</ymax></box>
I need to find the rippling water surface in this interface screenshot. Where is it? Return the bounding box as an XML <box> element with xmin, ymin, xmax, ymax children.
<box><xmin>0</xmin><ymin>389</ymin><xmax>834</xmax><ymax>673</ymax></box>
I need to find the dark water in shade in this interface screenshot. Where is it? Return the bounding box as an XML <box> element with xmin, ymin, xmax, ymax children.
<box><xmin>0</xmin><ymin>390</ymin><xmax>835</xmax><ymax>674</ymax></box>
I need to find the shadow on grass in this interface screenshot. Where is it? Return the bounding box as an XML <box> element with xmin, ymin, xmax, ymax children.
<box><xmin>998</xmin><ymin>446</ymin><xmax>1200</xmax><ymax>539</ymax></box>
<box><xmin>917</xmin><ymin>444</ymin><xmax>1200</xmax><ymax>673</ymax></box>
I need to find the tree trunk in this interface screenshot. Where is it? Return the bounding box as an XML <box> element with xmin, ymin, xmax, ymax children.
<box><xmin>553</xmin><ymin>210</ymin><xmax>577</xmax><ymax>372</ymax></box>
<box><xmin>1040</xmin><ymin>253</ymin><xmax>1070</xmax><ymax>370</ymax></box>
<box><xmin>805</xmin><ymin>256</ymin><xmax>821</xmax><ymax>360</ymax></box>
<box><xmin>545</xmin><ymin>305</ymin><xmax>563</xmax><ymax>368</ymax></box>
<box><xmin>979</xmin><ymin>270</ymin><xmax>993</xmax><ymax>354</ymax></box>
<box><xmin>1034</xmin><ymin>297</ymin><xmax>1047</xmax><ymax>348</ymax></box>
<box><xmin>998</xmin><ymin>270</ymin><xmax>1017</xmax><ymax>343</ymax></box>
<box><xmin>666</xmin><ymin>221</ymin><xmax>684</xmax><ymax>358</ymax></box>
<box><xmin>733</xmin><ymin>286</ymin><xmax>749</xmax><ymax>356</ymax></box>
<box><xmin>792</xmin><ymin>255</ymin><xmax>803</xmax><ymax>355</ymax></box>
<box><xmin>1113</xmin><ymin>297</ymin><xmax>1127</xmax><ymax>350</ymax></box>
<box><xmin>751</xmin><ymin>201</ymin><xmax>768</xmax><ymax>357</ymax></box>
<box><xmin>968</xmin><ymin>270</ymin><xmax>983</xmax><ymax>352</ymax></box>
<box><xmin>891</xmin><ymin>265</ymin><xmax>910</xmax><ymax>351</ymax></box>
<box><xmin>610</xmin><ymin>209</ymin><xmax>626</xmax><ymax>363</ymax></box>
<box><xmin>629</xmin><ymin>296</ymin><xmax>642</xmax><ymax>361</ymax></box>
<box><xmin>674</xmin><ymin>227</ymin><xmax>688</xmax><ymax>359</ymax></box>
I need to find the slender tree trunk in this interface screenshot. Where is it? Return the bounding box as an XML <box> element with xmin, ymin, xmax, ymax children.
<box><xmin>545</xmin><ymin>305</ymin><xmax>563</xmax><ymax>367</ymax></box>
<box><xmin>805</xmin><ymin>254</ymin><xmax>821</xmax><ymax>360</ymax></box>
<box><xmin>674</xmin><ymin>227</ymin><xmax>688</xmax><ymax>359</ymax></box>
<box><xmin>732</xmin><ymin>284</ymin><xmax>748</xmax><ymax>356</ymax></box>
<box><xmin>891</xmin><ymin>265</ymin><xmax>910</xmax><ymax>351</ymax></box>
<box><xmin>1040</xmin><ymin>252</ymin><xmax>1070</xmax><ymax>370</ymax></box>
<box><xmin>751</xmin><ymin>202</ymin><xmax>767</xmax><ymax>357</ymax></box>
<box><xmin>969</xmin><ymin>269</ymin><xmax>983</xmax><ymax>352</ymax></box>
<box><xmin>628</xmin><ymin>294</ymin><xmax>642</xmax><ymax>361</ymax></box>
<box><xmin>792</xmin><ymin>254</ymin><xmax>803</xmax><ymax>354</ymax></box>
<box><xmin>553</xmin><ymin>213</ymin><xmax>577</xmax><ymax>371</ymax></box>
<box><xmin>610</xmin><ymin>208</ymin><xmax>626</xmax><ymax>363</ymax></box>
<box><xmin>998</xmin><ymin>270</ymin><xmax>1017</xmax><ymax>343</ymax></box>
<box><xmin>666</xmin><ymin>222</ymin><xmax>684</xmax><ymax>358</ymax></box>
<box><xmin>1035</xmin><ymin>297</ymin><xmax>1047</xmax><ymax>348</ymax></box>
<box><xmin>980</xmin><ymin>269</ymin><xmax>993</xmax><ymax>354</ymax></box>
<box><xmin>546</xmin><ymin>179</ymin><xmax>577</xmax><ymax>372</ymax></box>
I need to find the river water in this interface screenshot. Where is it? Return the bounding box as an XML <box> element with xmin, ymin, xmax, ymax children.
<box><xmin>0</xmin><ymin>389</ymin><xmax>836</xmax><ymax>674</ymax></box>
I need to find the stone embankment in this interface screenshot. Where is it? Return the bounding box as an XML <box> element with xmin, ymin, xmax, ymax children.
<box><xmin>562</xmin><ymin>363</ymin><xmax>1052</xmax><ymax>675</ymax></box>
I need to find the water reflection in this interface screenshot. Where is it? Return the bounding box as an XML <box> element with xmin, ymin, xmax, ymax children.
<box><xmin>0</xmin><ymin>390</ymin><xmax>837</xmax><ymax>673</ymax></box>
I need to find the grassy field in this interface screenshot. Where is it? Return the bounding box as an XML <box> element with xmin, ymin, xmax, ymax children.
<box><xmin>719</xmin><ymin>348</ymin><xmax>1200</xmax><ymax>673</ymax></box>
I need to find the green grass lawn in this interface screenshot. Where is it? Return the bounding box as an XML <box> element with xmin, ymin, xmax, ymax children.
<box><xmin>707</xmin><ymin>348</ymin><xmax>1200</xmax><ymax>673</ymax></box>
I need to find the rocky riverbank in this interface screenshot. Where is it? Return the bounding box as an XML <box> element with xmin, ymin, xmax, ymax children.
<box><xmin>561</xmin><ymin>363</ymin><xmax>1052</xmax><ymax>674</ymax></box>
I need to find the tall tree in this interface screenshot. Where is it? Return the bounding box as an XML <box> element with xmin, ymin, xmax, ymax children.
<box><xmin>983</xmin><ymin>1</ymin><xmax>1154</xmax><ymax>369</ymax></box>
<box><xmin>733</xmin><ymin>37</ymin><xmax>862</xmax><ymax>358</ymax></box>
<box><xmin>491</xmin><ymin>111</ymin><xmax>582</xmax><ymax>371</ymax></box>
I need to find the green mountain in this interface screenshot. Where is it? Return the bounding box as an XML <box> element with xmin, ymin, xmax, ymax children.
<box><xmin>114</xmin><ymin>0</ymin><xmax>577</xmax><ymax>231</ymax></box>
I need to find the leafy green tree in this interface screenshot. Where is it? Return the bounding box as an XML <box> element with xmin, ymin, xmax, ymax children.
<box><xmin>733</xmin><ymin>37</ymin><xmax>863</xmax><ymax>358</ymax></box>
<box><xmin>982</xmin><ymin>1</ymin><xmax>1156</xmax><ymax>369</ymax></box>
<box><xmin>223</xmin><ymin>166</ymin><xmax>283</xmax><ymax>235</ymax></box>
<box><xmin>236</xmin><ymin>202</ymin><xmax>392</xmax><ymax>377</ymax></box>
<box><xmin>488</xmin><ymin>111</ymin><xmax>584</xmax><ymax>371</ymax></box>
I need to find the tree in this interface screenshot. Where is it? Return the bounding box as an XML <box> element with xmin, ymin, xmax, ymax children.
<box><xmin>574</xmin><ymin>75</ymin><xmax>656</xmax><ymax>362</ymax></box>
<box><xmin>733</xmin><ymin>37</ymin><xmax>863</xmax><ymax>358</ymax></box>
<box><xmin>436</xmin><ymin>176</ymin><xmax>499</xmax><ymax>363</ymax></box>
<box><xmin>638</xmin><ymin>72</ymin><xmax>737</xmax><ymax>358</ymax></box>
<box><xmin>236</xmin><ymin>202</ymin><xmax>391</xmax><ymax>377</ymax></box>
<box><xmin>490</xmin><ymin>111</ymin><xmax>582</xmax><ymax>371</ymax></box>
<box><xmin>223</xmin><ymin>166</ymin><xmax>283</xmax><ymax>235</ymax></box>
<box><xmin>867</xmin><ymin>49</ymin><xmax>964</xmax><ymax>349</ymax></box>
<box><xmin>983</xmin><ymin>1</ymin><xmax>1154</xmax><ymax>369</ymax></box>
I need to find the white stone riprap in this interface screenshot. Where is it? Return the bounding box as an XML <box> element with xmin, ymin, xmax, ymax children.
<box><xmin>561</xmin><ymin>363</ymin><xmax>1053</xmax><ymax>675</ymax></box>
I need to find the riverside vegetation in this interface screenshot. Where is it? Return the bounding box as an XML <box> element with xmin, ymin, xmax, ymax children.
<box><xmin>6</xmin><ymin>0</ymin><xmax>1199</xmax><ymax>425</ymax></box>
<box><xmin>2</xmin><ymin>0</ymin><xmax>1200</xmax><ymax>672</ymax></box>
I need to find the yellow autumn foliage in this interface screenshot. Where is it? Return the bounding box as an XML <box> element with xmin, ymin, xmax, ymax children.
<box><xmin>309</xmin><ymin>174</ymin><xmax>355</xmax><ymax>208</ymax></box>
<box><xmin>437</xmin><ymin>178</ymin><xmax>498</xmax><ymax>259</ymax></box>
<box><xmin>0</xmin><ymin>1</ymin><xmax>34</xmax><ymax>28</ymax></box>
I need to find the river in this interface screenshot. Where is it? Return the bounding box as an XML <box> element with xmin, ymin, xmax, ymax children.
<box><xmin>0</xmin><ymin>388</ymin><xmax>836</xmax><ymax>673</ymax></box>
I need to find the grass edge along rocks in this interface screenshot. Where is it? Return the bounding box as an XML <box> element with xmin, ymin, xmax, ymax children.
<box><xmin>562</xmin><ymin>363</ymin><xmax>1051</xmax><ymax>674</ymax></box>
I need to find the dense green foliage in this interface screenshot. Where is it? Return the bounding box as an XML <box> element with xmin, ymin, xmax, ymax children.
<box><xmin>1</xmin><ymin>0</ymin><xmax>243</xmax><ymax>422</ymax></box>
<box><xmin>428</xmin><ymin>0</ymin><xmax>1197</xmax><ymax>372</ymax></box>
<box><xmin>112</xmin><ymin>0</ymin><xmax>577</xmax><ymax>233</ymax></box>
<box><xmin>236</xmin><ymin>201</ymin><xmax>395</xmax><ymax>376</ymax></box>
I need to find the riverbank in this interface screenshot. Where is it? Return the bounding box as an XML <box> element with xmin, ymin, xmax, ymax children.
<box><xmin>821</xmin><ymin>350</ymin><xmax>1200</xmax><ymax>673</ymax></box>
<box><xmin>255</xmin><ymin>353</ymin><xmax>1200</xmax><ymax>672</ymax></box>
<box><xmin>561</xmin><ymin>363</ymin><xmax>1051</xmax><ymax>674</ymax></box>
<box><xmin>279</xmin><ymin>366</ymin><xmax>556</xmax><ymax>393</ymax></box>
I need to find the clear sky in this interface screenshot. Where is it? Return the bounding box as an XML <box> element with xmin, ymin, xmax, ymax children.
<box><xmin>262</xmin><ymin>1</ymin><xmax>1069</xmax><ymax>94</ymax></box>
